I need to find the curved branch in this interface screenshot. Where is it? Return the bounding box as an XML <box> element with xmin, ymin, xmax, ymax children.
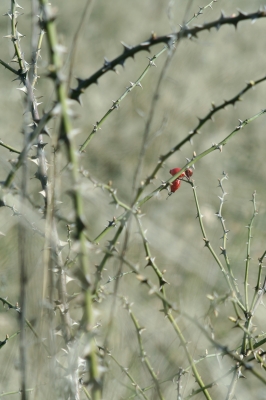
<box><xmin>69</xmin><ymin>9</ymin><xmax>266</xmax><ymax>101</ymax></box>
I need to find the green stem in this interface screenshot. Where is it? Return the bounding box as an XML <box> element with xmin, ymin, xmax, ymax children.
<box><xmin>39</xmin><ymin>0</ymin><xmax>101</xmax><ymax>397</ymax></box>
<box><xmin>166</xmin><ymin>309</ymin><xmax>212</xmax><ymax>400</ymax></box>
<box><xmin>241</xmin><ymin>191</ymin><xmax>258</xmax><ymax>355</ymax></box>
<box><xmin>191</xmin><ymin>182</ymin><xmax>245</xmax><ymax>312</ymax></box>
<box><xmin>92</xmin><ymin>109</ymin><xmax>266</xmax><ymax>250</ymax></box>
<box><xmin>79</xmin><ymin>47</ymin><xmax>166</xmax><ymax>152</ymax></box>
<box><xmin>128</xmin><ymin>305</ymin><xmax>165</xmax><ymax>400</ymax></box>
<box><xmin>138</xmin><ymin>109</ymin><xmax>266</xmax><ymax>207</ymax></box>
<box><xmin>0</xmin><ymin>140</ymin><xmax>21</xmax><ymax>154</ymax></box>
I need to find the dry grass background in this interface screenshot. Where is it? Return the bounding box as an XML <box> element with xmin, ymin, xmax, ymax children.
<box><xmin>0</xmin><ymin>0</ymin><xmax>266</xmax><ymax>399</ymax></box>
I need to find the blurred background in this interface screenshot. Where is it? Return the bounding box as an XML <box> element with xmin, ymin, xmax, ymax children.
<box><xmin>0</xmin><ymin>0</ymin><xmax>266</xmax><ymax>398</ymax></box>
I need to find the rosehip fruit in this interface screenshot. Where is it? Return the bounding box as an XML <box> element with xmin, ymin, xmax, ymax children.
<box><xmin>170</xmin><ymin>179</ymin><xmax>181</xmax><ymax>193</ymax></box>
<box><xmin>169</xmin><ymin>168</ymin><xmax>186</xmax><ymax>178</ymax></box>
<box><xmin>185</xmin><ymin>168</ymin><xmax>193</xmax><ymax>178</ymax></box>
<box><xmin>169</xmin><ymin>168</ymin><xmax>185</xmax><ymax>193</ymax></box>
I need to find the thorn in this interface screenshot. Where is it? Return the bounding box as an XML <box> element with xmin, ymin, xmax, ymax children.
<box><xmin>103</xmin><ymin>57</ymin><xmax>111</xmax><ymax>69</ymax></box>
<box><xmin>111</xmin><ymin>100</ymin><xmax>119</xmax><ymax>109</ymax></box>
<box><xmin>121</xmin><ymin>41</ymin><xmax>132</xmax><ymax>52</ymax></box>
<box><xmin>147</xmin><ymin>57</ymin><xmax>157</xmax><ymax>67</ymax></box>
<box><xmin>203</xmin><ymin>237</ymin><xmax>210</xmax><ymax>247</ymax></box>
<box><xmin>17</xmin><ymin>86</ymin><xmax>27</xmax><ymax>94</ymax></box>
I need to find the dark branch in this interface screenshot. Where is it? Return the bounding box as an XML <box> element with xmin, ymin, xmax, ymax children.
<box><xmin>69</xmin><ymin>9</ymin><xmax>266</xmax><ymax>101</ymax></box>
